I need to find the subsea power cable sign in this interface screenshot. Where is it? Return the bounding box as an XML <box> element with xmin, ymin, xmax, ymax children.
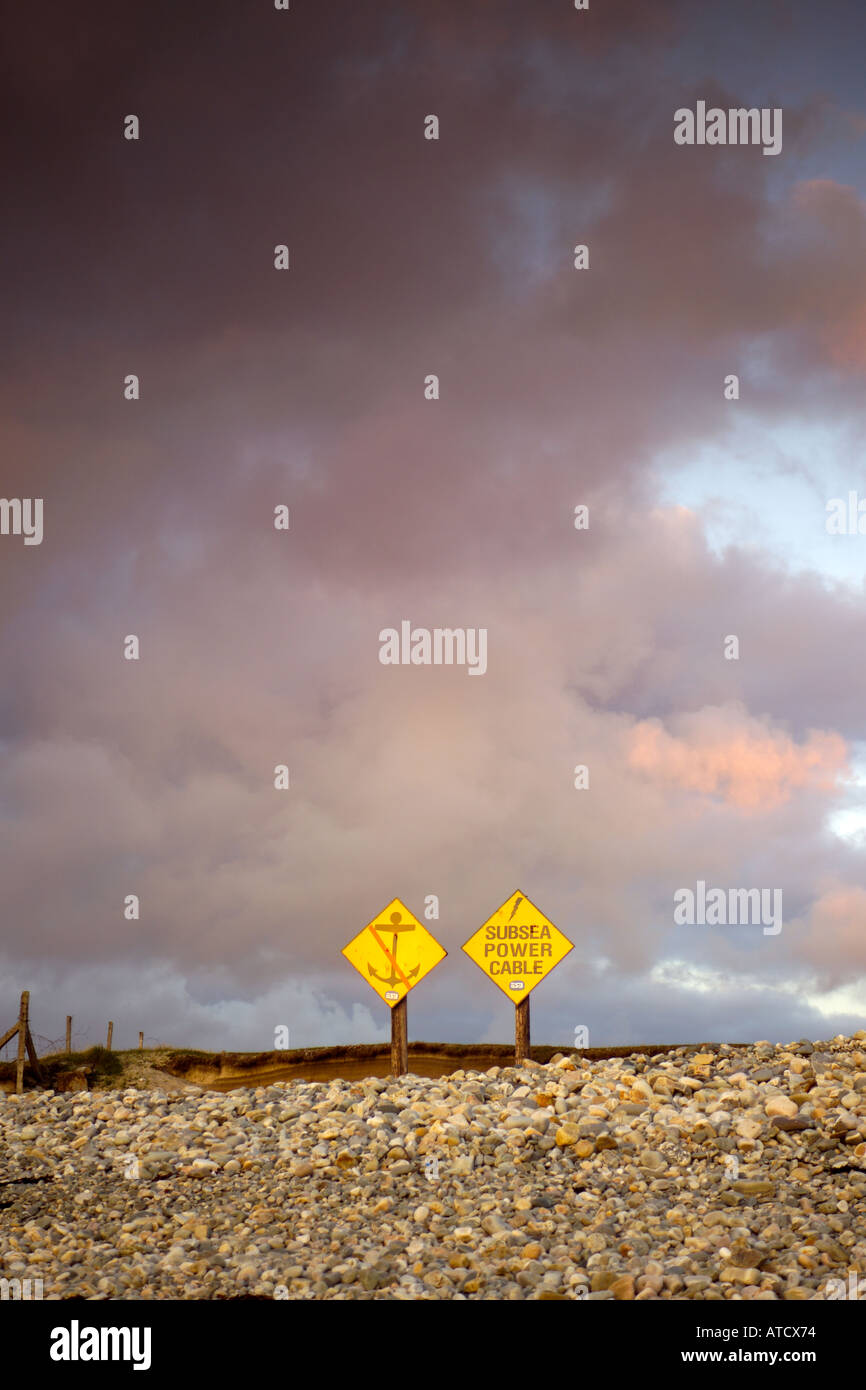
<box><xmin>462</xmin><ymin>890</ymin><xmax>573</xmax><ymax>1001</ymax></box>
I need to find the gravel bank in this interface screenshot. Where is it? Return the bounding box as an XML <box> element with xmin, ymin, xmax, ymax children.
<box><xmin>3</xmin><ymin>1034</ymin><xmax>866</xmax><ymax>1300</ymax></box>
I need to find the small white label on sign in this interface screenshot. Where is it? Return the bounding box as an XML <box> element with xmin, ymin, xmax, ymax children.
<box><xmin>385</xmin><ymin>990</ymin><xmax>399</xmax><ymax>1000</ymax></box>
<box><xmin>509</xmin><ymin>980</ymin><xmax>525</xmax><ymax>991</ymax></box>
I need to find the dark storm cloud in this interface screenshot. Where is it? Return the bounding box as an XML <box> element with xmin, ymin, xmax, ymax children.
<box><xmin>2</xmin><ymin>0</ymin><xmax>866</xmax><ymax>1050</ymax></box>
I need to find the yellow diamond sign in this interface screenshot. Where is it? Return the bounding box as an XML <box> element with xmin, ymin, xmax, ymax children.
<box><xmin>342</xmin><ymin>898</ymin><xmax>447</xmax><ymax>1008</ymax></box>
<box><xmin>462</xmin><ymin>890</ymin><xmax>573</xmax><ymax>1002</ymax></box>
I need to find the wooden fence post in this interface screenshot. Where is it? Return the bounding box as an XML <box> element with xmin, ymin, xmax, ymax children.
<box><xmin>66</xmin><ymin>1016</ymin><xmax>72</xmax><ymax>1053</ymax></box>
<box><xmin>106</xmin><ymin>1021</ymin><xmax>113</xmax><ymax>1051</ymax></box>
<box><xmin>15</xmin><ymin>992</ymin><xmax>28</xmax><ymax>1095</ymax></box>
<box><xmin>0</xmin><ymin>992</ymin><xmax>42</xmax><ymax>1092</ymax></box>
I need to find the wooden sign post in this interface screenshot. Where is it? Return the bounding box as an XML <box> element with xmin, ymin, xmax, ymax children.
<box><xmin>515</xmin><ymin>996</ymin><xmax>530</xmax><ymax>1064</ymax></box>
<box><xmin>342</xmin><ymin>898</ymin><xmax>446</xmax><ymax>1077</ymax></box>
<box><xmin>391</xmin><ymin>997</ymin><xmax>408</xmax><ymax>1076</ymax></box>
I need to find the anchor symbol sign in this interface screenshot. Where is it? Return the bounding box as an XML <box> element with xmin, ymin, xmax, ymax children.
<box><xmin>367</xmin><ymin>910</ymin><xmax>421</xmax><ymax>987</ymax></box>
<box><xmin>342</xmin><ymin>897</ymin><xmax>447</xmax><ymax>1007</ymax></box>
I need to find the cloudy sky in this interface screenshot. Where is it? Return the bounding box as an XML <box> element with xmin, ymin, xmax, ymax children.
<box><xmin>2</xmin><ymin>0</ymin><xmax>866</xmax><ymax>1056</ymax></box>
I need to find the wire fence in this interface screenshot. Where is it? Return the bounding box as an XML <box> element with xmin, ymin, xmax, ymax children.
<box><xmin>1</xmin><ymin>1027</ymin><xmax>168</xmax><ymax>1061</ymax></box>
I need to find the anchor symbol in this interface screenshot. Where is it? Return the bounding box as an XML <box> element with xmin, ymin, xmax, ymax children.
<box><xmin>367</xmin><ymin>910</ymin><xmax>420</xmax><ymax>987</ymax></box>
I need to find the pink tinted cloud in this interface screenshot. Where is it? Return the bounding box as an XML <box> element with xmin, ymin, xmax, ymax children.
<box><xmin>791</xmin><ymin>886</ymin><xmax>866</xmax><ymax>990</ymax></box>
<box><xmin>625</xmin><ymin>707</ymin><xmax>848</xmax><ymax>811</ymax></box>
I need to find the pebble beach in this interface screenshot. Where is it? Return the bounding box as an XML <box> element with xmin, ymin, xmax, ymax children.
<box><xmin>3</xmin><ymin>1035</ymin><xmax>866</xmax><ymax>1300</ymax></box>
